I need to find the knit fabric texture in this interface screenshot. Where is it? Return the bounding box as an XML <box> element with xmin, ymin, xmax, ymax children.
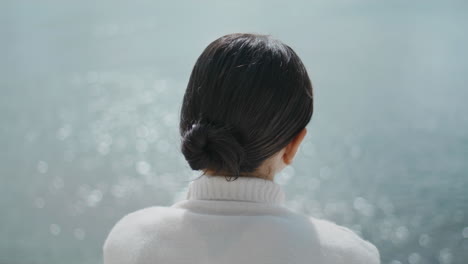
<box><xmin>103</xmin><ymin>174</ymin><xmax>380</xmax><ymax>264</ymax></box>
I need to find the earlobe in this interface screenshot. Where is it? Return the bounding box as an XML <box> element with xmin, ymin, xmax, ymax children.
<box><xmin>282</xmin><ymin>154</ymin><xmax>291</xmax><ymax>165</ymax></box>
<box><xmin>283</xmin><ymin>128</ymin><xmax>307</xmax><ymax>165</ymax></box>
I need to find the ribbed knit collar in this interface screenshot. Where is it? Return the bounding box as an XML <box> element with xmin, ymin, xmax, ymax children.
<box><xmin>186</xmin><ymin>174</ymin><xmax>286</xmax><ymax>205</ymax></box>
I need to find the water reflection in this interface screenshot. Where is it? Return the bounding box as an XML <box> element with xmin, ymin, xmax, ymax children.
<box><xmin>1</xmin><ymin>1</ymin><xmax>467</xmax><ymax>264</ymax></box>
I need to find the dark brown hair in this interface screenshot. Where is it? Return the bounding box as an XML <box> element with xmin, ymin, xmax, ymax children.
<box><xmin>179</xmin><ymin>33</ymin><xmax>314</xmax><ymax>181</ymax></box>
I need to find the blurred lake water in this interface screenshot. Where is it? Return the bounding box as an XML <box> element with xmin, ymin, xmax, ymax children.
<box><xmin>1</xmin><ymin>1</ymin><xmax>467</xmax><ymax>263</ymax></box>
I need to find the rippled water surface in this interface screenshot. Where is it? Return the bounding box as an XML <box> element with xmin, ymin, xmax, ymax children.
<box><xmin>1</xmin><ymin>1</ymin><xmax>467</xmax><ymax>263</ymax></box>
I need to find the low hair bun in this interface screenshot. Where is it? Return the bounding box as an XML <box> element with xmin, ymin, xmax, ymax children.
<box><xmin>181</xmin><ymin>120</ymin><xmax>246</xmax><ymax>175</ymax></box>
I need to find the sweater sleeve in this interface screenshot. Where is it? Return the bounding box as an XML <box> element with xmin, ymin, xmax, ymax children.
<box><xmin>337</xmin><ymin>225</ymin><xmax>381</xmax><ymax>264</ymax></box>
<box><xmin>311</xmin><ymin>217</ymin><xmax>381</xmax><ymax>264</ymax></box>
<box><xmin>103</xmin><ymin>212</ymin><xmax>144</xmax><ymax>264</ymax></box>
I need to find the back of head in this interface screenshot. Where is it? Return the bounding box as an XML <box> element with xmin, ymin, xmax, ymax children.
<box><xmin>180</xmin><ymin>33</ymin><xmax>314</xmax><ymax>180</ymax></box>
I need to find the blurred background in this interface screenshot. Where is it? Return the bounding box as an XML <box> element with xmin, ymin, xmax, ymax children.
<box><xmin>1</xmin><ymin>0</ymin><xmax>467</xmax><ymax>263</ymax></box>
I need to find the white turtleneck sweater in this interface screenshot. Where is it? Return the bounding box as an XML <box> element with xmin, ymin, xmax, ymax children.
<box><xmin>103</xmin><ymin>174</ymin><xmax>380</xmax><ymax>264</ymax></box>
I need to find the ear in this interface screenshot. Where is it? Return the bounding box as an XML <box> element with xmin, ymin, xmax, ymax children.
<box><xmin>283</xmin><ymin>128</ymin><xmax>307</xmax><ymax>165</ymax></box>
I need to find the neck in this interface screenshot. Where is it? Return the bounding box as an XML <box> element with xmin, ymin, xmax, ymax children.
<box><xmin>203</xmin><ymin>169</ymin><xmax>275</xmax><ymax>182</ymax></box>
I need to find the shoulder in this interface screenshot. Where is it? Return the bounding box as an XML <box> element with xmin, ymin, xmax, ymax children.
<box><xmin>103</xmin><ymin>206</ymin><xmax>182</xmax><ymax>264</ymax></box>
<box><xmin>309</xmin><ymin>217</ymin><xmax>380</xmax><ymax>264</ymax></box>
